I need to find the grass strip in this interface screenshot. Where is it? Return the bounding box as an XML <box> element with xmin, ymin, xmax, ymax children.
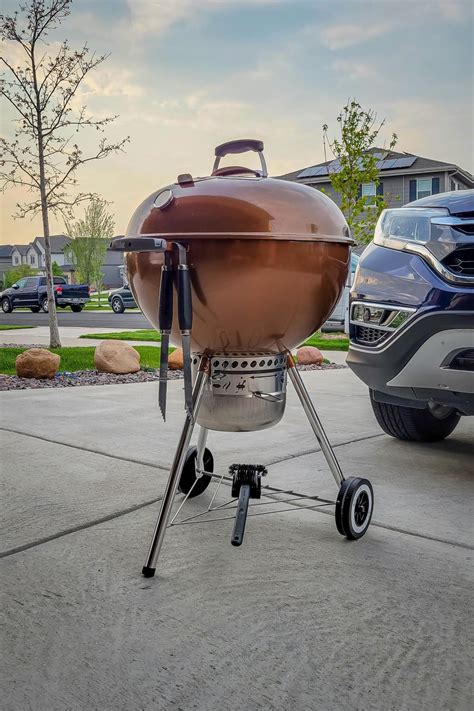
<box><xmin>0</xmin><ymin>324</ymin><xmax>35</xmax><ymax>331</ymax></box>
<box><xmin>80</xmin><ymin>329</ymin><xmax>160</xmax><ymax>341</ymax></box>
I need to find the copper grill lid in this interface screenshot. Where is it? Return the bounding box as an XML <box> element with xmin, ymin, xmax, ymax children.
<box><xmin>125</xmin><ymin>139</ymin><xmax>352</xmax><ymax>244</ymax></box>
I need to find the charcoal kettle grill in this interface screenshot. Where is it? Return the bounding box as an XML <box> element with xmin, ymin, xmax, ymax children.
<box><xmin>111</xmin><ymin>139</ymin><xmax>374</xmax><ymax>577</ymax></box>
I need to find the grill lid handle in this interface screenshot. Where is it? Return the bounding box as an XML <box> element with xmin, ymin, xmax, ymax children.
<box><xmin>213</xmin><ymin>138</ymin><xmax>267</xmax><ymax>177</ymax></box>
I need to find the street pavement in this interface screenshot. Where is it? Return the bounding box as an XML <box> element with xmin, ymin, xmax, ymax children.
<box><xmin>1</xmin><ymin>369</ymin><xmax>473</xmax><ymax>710</ymax></box>
<box><xmin>0</xmin><ymin>309</ymin><xmax>150</xmax><ymax>328</ymax></box>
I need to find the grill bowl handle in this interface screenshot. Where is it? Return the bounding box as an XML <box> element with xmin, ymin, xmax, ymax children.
<box><xmin>213</xmin><ymin>139</ymin><xmax>267</xmax><ymax>177</ymax></box>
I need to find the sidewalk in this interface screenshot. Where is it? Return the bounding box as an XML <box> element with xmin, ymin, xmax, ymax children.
<box><xmin>1</xmin><ymin>370</ymin><xmax>472</xmax><ymax>710</ymax></box>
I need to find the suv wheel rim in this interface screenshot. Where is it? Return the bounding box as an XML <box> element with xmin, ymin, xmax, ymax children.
<box><xmin>2</xmin><ymin>299</ymin><xmax>9</xmax><ymax>311</ymax></box>
<box><xmin>112</xmin><ymin>299</ymin><xmax>121</xmax><ymax>312</ymax></box>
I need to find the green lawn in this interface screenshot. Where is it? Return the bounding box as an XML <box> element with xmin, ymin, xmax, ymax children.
<box><xmin>0</xmin><ymin>324</ymin><xmax>35</xmax><ymax>331</ymax></box>
<box><xmin>80</xmin><ymin>329</ymin><xmax>160</xmax><ymax>341</ymax></box>
<box><xmin>304</xmin><ymin>333</ymin><xmax>349</xmax><ymax>351</ymax></box>
<box><xmin>0</xmin><ymin>345</ymin><xmax>164</xmax><ymax>375</ymax></box>
<box><xmin>81</xmin><ymin>329</ymin><xmax>349</xmax><ymax>350</ymax></box>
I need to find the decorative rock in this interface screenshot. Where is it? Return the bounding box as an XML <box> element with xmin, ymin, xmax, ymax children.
<box><xmin>168</xmin><ymin>347</ymin><xmax>184</xmax><ymax>370</ymax></box>
<box><xmin>15</xmin><ymin>348</ymin><xmax>60</xmax><ymax>379</ymax></box>
<box><xmin>296</xmin><ymin>346</ymin><xmax>324</xmax><ymax>366</ymax></box>
<box><xmin>94</xmin><ymin>340</ymin><xmax>140</xmax><ymax>374</ymax></box>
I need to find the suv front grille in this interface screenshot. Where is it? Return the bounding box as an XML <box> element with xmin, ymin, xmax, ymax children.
<box><xmin>442</xmin><ymin>247</ymin><xmax>474</xmax><ymax>277</ymax></box>
<box><xmin>354</xmin><ymin>326</ymin><xmax>391</xmax><ymax>346</ymax></box>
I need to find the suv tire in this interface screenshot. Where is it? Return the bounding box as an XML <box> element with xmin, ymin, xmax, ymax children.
<box><xmin>111</xmin><ymin>296</ymin><xmax>125</xmax><ymax>314</ymax></box>
<box><xmin>369</xmin><ymin>390</ymin><xmax>460</xmax><ymax>442</ymax></box>
<box><xmin>1</xmin><ymin>297</ymin><xmax>12</xmax><ymax>313</ymax></box>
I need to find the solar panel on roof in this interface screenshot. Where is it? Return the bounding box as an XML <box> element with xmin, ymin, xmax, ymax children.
<box><xmin>298</xmin><ymin>165</ymin><xmax>329</xmax><ymax>178</ymax></box>
<box><xmin>392</xmin><ymin>156</ymin><xmax>416</xmax><ymax>168</ymax></box>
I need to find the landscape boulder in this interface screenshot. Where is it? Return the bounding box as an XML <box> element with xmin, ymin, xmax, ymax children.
<box><xmin>168</xmin><ymin>347</ymin><xmax>184</xmax><ymax>370</ymax></box>
<box><xmin>296</xmin><ymin>346</ymin><xmax>324</xmax><ymax>366</ymax></box>
<box><xmin>94</xmin><ymin>340</ymin><xmax>140</xmax><ymax>374</ymax></box>
<box><xmin>15</xmin><ymin>348</ymin><xmax>60</xmax><ymax>379</ymax></box>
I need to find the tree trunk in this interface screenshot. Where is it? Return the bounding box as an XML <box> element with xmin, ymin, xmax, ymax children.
<box><xmin>31</xmin><ymin>36</ymin><xmax>61</xmax><ymax>349</ymax></box>
<box><xmin>40</xmin><ymin>194</ymin><xmax>61</xmax><ymax>348</ymax></box>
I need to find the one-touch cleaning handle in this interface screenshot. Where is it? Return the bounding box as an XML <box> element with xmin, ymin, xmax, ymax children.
<box><xmin>159</xmin><ymin>264</ymin><xmax>173</xmax><ymax>332</ymax></box>
<box><xmin>177</xmin><ymin>266</ymin><xmax>192</xmax><ymax>331</ymax></box>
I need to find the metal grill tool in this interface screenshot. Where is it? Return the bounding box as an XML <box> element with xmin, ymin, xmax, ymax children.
<box><xmin>174</xmin><ymin>242</ymin><xmax>194</xmax><ymax>419</ymax></box>
<box><xmin>158</xmin><ymin>250</ymin><xmax>173</xmax><ymax>420</ymax></box>
<box><xmin>110</xmin><ymin>235</ymin><xmax>194</xmax><ymax>419</ymax></box>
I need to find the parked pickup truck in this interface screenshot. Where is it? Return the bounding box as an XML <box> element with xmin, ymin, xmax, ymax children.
<box><xmin>0</xmin><ymin>276</ymin><xmax>90</xmax><ymax>313</ymax></box>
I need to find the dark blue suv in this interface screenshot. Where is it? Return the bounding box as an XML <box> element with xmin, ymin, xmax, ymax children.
<box><xmin>347</xmin><ymin>190</ymin><xmax>473</xmax><ymax>441</ymax></box>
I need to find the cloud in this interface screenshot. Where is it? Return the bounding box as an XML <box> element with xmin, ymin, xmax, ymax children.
<box><xmin>321</xmin><ymin>21</ymin><xmax>391</xmax><ymax>50</ymax></box>
<box><xmin>320</xmin><ymin>0</ymin><xmax>470</xmax><ymax>50</ymax></box>
<box><xmin>330</xmin><ymin>59</ymin><xmax>375</xmax><ymax>80</ymax></box>
<box><xmin>80</xmin><ymin>69</ymin><xmax>144</xmax><ymax>98</ymax></box>
<box><xmin>124</xmin><ymin>0</ymin><xmax>283</xmax><ymax>37</ymax></box>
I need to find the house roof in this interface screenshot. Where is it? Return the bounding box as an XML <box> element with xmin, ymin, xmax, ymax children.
<box><xmin>277</xmin><ymin>147</ymin><xmax>474</xmax><ymax>186</ymax></box>
<box><xmin>0</xmin><ymin>245</ymin><xmax>13</xmax><ymax>258</ymax></box>
<box><xmin>34</xmin><ymin>235</ymin><xmax>70</xmax><ymax>251</ymax></box>
<box><xmin>12</xmin><ymin>244</ymin><xmax>29</xmax><ymax>256</ymax></box>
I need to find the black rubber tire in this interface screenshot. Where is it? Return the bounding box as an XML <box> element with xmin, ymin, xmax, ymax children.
<box><xmin>41</xmin><ymin>296</ymin><xmax>49</xmax><ymax>313</ymax></box>
<box><xmin>178</xmin><ymin>446</ymin><xmax>213</xmax><ymax>498</ymax></box>
<box><xmin>111</xmin><ymin>297</ymin><xmax>125</xmax><ymax>314</ymax></box>
<box><xmin>70</xmin><ymin>304</ymin><xmax>83</xmax><ymax>312</ymax></box>
<box><xmin>30</xmin><ymin>306</ymin><xmax>40</xmax><ymax>313</ymax></box>
<box><xmin>1</xmin><ymin>297</ymin><xmax>12</xmax><ymax>313</ymax></box>
<box><xmin>335</xmin><ymin>477</ymin><xmax>374</xmax><ymax>540</ymax></box>
<box><xmin>369</xmin><ymin>390</ymin><xmax>460</xmax><ymax>442</ymax></box>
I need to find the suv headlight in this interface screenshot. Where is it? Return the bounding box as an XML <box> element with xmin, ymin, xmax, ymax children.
<box><xmin>374</xmin><ymin>208</ymin><xmax>449</xmax><ymax>249</ymax></box>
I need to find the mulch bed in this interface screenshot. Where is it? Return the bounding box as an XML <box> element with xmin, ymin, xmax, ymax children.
<box><xmin>0</xmin><ymin>362</ymin><xmax>346</xmax><ymax>391</ymax></box>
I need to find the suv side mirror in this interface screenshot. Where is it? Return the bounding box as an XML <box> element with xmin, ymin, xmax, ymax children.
<box><xmin>12</xmin><ymin>283</ymin><xmax>19</xmax><ymax>289</ymax></box>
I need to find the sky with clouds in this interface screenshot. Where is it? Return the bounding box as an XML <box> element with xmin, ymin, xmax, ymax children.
<box><xmin>1</xmin><ymin>0</ymin><xmax>473</xmax><ymax>243</ymax></box>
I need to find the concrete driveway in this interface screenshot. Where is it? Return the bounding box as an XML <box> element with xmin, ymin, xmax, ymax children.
<box><xmin>1</xmin><ymin>369</ymin><xmax>472</xmax><ymax>710</ymax></box>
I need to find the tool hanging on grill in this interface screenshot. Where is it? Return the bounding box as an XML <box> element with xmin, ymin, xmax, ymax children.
<box><xmin>173</xmin><ymin>242</ymin><xmax>194</xmax><ymax>419</ymax></box>
<box><xmin>158</xmin><ymin>250</ymin><xmax>173</xmax><ymax>420</ymax></box>
<box><xmin>110</xmin><ymin>235</ymin><xmax>194</xmax><ymax>419</ymax></box>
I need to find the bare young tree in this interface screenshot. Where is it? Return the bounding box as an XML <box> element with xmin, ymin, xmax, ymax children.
<box><xmin>0</xmin><ymin>0</ymin><xmax>128</xmax><ymax>346</ymax></box>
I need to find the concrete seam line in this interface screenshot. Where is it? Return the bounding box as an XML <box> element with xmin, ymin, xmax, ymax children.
<box><xmin>259</xmin><ymin>494</ymin><xmax>474</xmax><ymax>551</ymax></box>
<box><xmin>0</xmin><ymin>426</ymin><xmax>384</xmax><ymax>471</ymax></box>
<box><xmin>0</xmin><ymin>496</ymin><xmax>163</xmax><ymax>559</ymax></box>
<box><xmin>263</xmin><ymin>432</ymin><xmax>385</xmax><ymax>466</ymax></box>
<box><xmin>0</xmin><ymin>426</ymin><xmax>169</xmax><ymax>472</ymax></box>
<box><xmin>1</xmin><ymin>475</ymin><xmax>472</xmax><ymax>559</ymax></box>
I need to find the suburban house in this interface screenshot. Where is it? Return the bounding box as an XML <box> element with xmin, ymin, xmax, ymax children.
<box><xmin>277</xmin><ymin>148</ymin><xmax>474</xmax><ymax>209</ymax></box>
<box><xmin>0</xmin><ymin>233</ymin><xmax>124</xmax><ymax>288</ymax></box>
<box><xmin>0</xmin><ymin>245</ymin><xmax>14</xmax><ymax>286</ymax></box>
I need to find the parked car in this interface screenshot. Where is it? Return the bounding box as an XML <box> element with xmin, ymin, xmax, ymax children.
<box><xmin>0</xmin><ymin>276</ymin><xmax>90</xmax><ymax>313</ymax></box>
<box><xmin>323</xmin><ymin>253</ymin><xmax>360</xmax><ymax>331</ymax></box>
<box><xmin>347</xmin><ymin>190</ymin><xmax>474</xmax><ymax>441</ymax></box>
<box><xmin>108</xmin><ymin>285</ymin><xmax>138</xmax><ymax>313</ymax></box>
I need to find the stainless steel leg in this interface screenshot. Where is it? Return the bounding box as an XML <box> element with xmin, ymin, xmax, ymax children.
<box><xmin>142</xmin><ymin>359</ymin><xmax>210</xmax><ymax>577</ymax></box>
<box><xmin>287</xmin><ymin>358</ymin><xmax>345</xmax><ymax>486</ymax></box>
<box><xmin>195</xmin><ymin>426</ymin><xmax>208</xmax><ymax>477</ymax></box>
